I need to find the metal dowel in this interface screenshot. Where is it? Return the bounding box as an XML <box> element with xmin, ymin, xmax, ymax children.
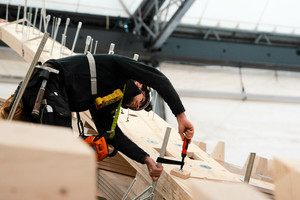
<box><xmin>63</xmin><ymin>18</ymin><xmax>70</xmax><ymax>36</ymax></box>
<box><xmin>8</xmin><ymin>33</ymin><xmax>49</xmax><ymax>121</ymax></box>
<box><xmin>51</xmin><ymin>16</ymin><xmax>55</xmax><ymax>37</ymax></box>
<box><xmin>71</xmin><ymin>21</ymin><xmax>82</xmax><ymax>55</ymax></box>
<box><xmin>60</xmin><ymin>34</ymin><xmax>66</xmax><ymax>58</ymax></box>
<box><xmin>15</xmin><ymin>5</ymin><xmax>21</xmax><ymax>31</ymax></box>
<box><xmin>244</xmin><ymin>152</ymin><xmax>256</xmax><ymax>183</ymax></box>
<box><xmin>108</xmin><ymin>43</ymin><xmax>115</xmax><ymax>54</ymax></box>
<box><xmin>50</xmin><ymin>17</ymin><xmax>61</xmax><ymax>56</ymax></box>
<box><xmin>84</xmin><ymin>35</ymin><xmax>91</xmax><ymax>54</ymax></box>
<box><xmin>6</xmin><ymin>2</ymin><xmax>9</xmax><ymax>22</ymax></box>
<box><xmin>32</xmin><ymin>7</ymin><xmax>38</xmax><ymax>34</ymax></box>
<box><xmin>45</xmin><ymin>15</ymin><xmax>51</xmax><ymax>34</ymax></box>
<box><xmin>152</xmin><ymin>91</ymin><xmax>158</xmax><ymax>119</ymax></box>
<box><xmin>38</xmin><ymin>9</ymin><xmax>43</xmax><ymax>34</ymax></box>
<box><xmin>93</xmin><ymin>40</ymin><xmax>98</xmax><ymax>54</ymax></box>
<box><xmin>149</xmin><ymin>127</ymin><xmax>171</xmax><ymax>199</ymax></box>
<box><xmin>122</xmin><ymin>178</ymin><xmax>136</xmax><ymax>200</ymax></box>
<box><xmin>132</xmin><ymin>186</ymin><xmax>153</xmax><ymax>200</ymax></box>
<box><xmin>89</xmin><ymin>38</ymin><xmax>93</xmax><ymax>52</ymax></box>
<box><xmin>22</xmin><ymin>5</ymin><xmax>27</xmax><ymax>33</ymax></box>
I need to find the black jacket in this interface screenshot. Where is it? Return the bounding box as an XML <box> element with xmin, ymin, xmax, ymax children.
<box><xmin>42</xmin><ymin>54</ymin><xmax>185</xmax><ymax>163</ymax></box>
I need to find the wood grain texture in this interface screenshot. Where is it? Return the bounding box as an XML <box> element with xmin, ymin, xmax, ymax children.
<box><xmin>0</xmin><ymin>121</ymin><xmax>96</xmax><ymax>200</ymax></box>
<box><xmin>272</xmin><ymin>157</ymin><xmax>300</xmax><ymax>200</ymax></box>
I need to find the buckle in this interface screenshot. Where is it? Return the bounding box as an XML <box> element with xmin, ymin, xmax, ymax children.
<box><xmin>107</xmin><ymin>130</ymin><xmax>115</xmax><ymax>139</ymax></box>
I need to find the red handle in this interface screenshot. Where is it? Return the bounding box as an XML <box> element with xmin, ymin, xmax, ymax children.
<box><xmin>182</xmin><ymin>138</ymin><xmax>190</xmax><ymax>155</ymax></box>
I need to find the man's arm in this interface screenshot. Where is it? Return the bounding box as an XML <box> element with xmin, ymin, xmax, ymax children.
<box><xmin>144</xmin><ymin>156</ymin><xmax>163</xmax><ymax>181</ymax></box>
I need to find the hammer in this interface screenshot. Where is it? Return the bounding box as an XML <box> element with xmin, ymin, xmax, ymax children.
<box><xmin>31</xmin><ymin>65</ymin><xmax>59</xmax><ymax>117</ymax></box>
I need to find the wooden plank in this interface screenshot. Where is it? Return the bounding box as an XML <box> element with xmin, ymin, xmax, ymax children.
<box><xmin>0</xmin><ymin>21</ymin><xmax>72</xmax><ymax>64</ymax></box>
<box><xmin>98</xmin><ymin>169</ymin><xmax>136</xmax><ymax>200</ymax></box>
<box><xmin>190</xmin><ymin>180</ymin><xmax>271</xmax><ymax>200</ymax></box>
<box><xmin>0</xmin><ymin>121</ymin><xmax>96</xmax><ymax>200</ymax></box>
<box><xmin>272</xmin><ymin>157</ymin><xmax>300</xmax><ymax>200</ymax></box>
<box><xmin>97</xmin><ymin>154</ymin><xmax>137</xmax><ymax>177</ymax></box>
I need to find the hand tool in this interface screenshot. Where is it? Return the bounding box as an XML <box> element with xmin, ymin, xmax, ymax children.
<box><xmin>180</xmin><ymin>138</ymin><xmax>190</xmax><ymax>171</ymax></box>
<box><xmin>31</xmin><ymin>65</ymin><xmax>59</xmax><ymax>117</ymax></box>
<box><xmin>8</xmin><ymin>33</ymin><xmax>49</xmax><ymax>121</ymax></box>
<box><xmin>95</xmin><ymin>89</ymin><xmax>124</xmax><ymax>109</ymax></box>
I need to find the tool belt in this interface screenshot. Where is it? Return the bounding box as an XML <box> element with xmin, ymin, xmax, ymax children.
<box><xmin>22</xmin><ymin>64</ymin><xmax>72</xmax><ymax>127</ymax></box>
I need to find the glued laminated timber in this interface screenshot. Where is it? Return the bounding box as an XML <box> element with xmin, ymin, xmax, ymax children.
<box><xmin>0</xmin><ymin>20</ymin><xmax>273</xmax><ymax>199</ymax></box>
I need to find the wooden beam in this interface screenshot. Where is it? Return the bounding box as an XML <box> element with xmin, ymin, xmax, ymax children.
<box><xmin>272</xmin><ymin>157</ymin><xmax>300</xmax><ymax>200</ymax></box>
<box><xmin>0</xmin><ymin>121</ymin><xmax>96</xmax><ymax>200</ymax></box>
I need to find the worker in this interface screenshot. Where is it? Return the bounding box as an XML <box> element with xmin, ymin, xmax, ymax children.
<box><xmin>19</xmin><ymin>53</ymin><xmax>194</xmax><ymax>181</ymax></box>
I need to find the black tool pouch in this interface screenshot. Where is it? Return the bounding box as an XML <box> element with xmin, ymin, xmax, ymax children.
<box><xmin>41</xmin><ymin>74</ymin><xmax>72</xmax><ymax>127</ymax></box>
<box><xmin>23</xmin><ymin>68</ymin><xmax>72</xmax><ymax>127</ymax></box>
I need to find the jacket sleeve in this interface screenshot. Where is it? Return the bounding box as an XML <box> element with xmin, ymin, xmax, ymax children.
<box><xmin>89</xmin><ymin>106</ymin><xmax>149</xmax><ymax>164</ymax></box>
<box><xmin>114</xmin><ymin>126</ymin><xmax>149</xmax><ymax>164</ymax></box>
<box><xmin>111</xmin><ymin>55</ymin><xmax>185</xmax><ymax>116</ymax></box>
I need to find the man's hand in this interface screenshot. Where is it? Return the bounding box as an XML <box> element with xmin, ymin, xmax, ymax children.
<box><xmin>176</xmin><ymin>112</ymin><xmax>194</xmax><ymax>142</ymax></box>
<box><xmin>144</xmin><ymin>156</ymin><xmax>163</xmax><ymax>181</ymax></box>
<box><xmin>0</xmin><ymin>19</ymin><xmax>6</xmax><ymax>23</ymax></box>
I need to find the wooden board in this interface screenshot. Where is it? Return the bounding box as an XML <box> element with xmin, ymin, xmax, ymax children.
<box><xmin>0</xmin><ymin>121</ymin><xmax>96</xmax><ymax>200</ymax></box>
<box><xmin>272</xmin><ymin>157</ymin><xmax>300</xmax><ymax>200</ymax></box>
<box><xmin>0</xmin><ymin>20</ymin><xmax>72</xmax><ymax>64</ymax></box>
<box><xmin>190</xmin><ymin>180</ymin><xmax>270</xmax><ymax>200</ymax></box>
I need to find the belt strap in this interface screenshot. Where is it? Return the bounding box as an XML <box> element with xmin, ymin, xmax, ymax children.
<box><xmin>86</xmin><ymin>51</ymin><xmax>97</xmax><ymax>96</ymax></box>
<box><xmin>108</xmin><ymin>84</ymin><xmax>126</xmax><ymax>139</ymax></box>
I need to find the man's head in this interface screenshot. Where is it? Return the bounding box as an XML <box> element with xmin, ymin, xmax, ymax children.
<box><xmin>122</xmin><ymin>80</ymin><xmax>152</xmax><ymax>111</ymax></box>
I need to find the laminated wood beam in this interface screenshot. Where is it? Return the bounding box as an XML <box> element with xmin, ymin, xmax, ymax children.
<box><xmin>272</xmin><ymin>157</ymin><xmax>300</xmax><ymax>200</ymax></box>
<box><xmin>0</xmin><ymin>121</ymin><xmax>96</xmax><ymax>200</ymax></box>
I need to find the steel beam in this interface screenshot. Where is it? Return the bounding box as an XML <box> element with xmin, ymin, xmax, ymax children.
<box><xmin>151</xmin><ymin>0</ymin><xmax>195</xmax><ymax>50</ymax></box>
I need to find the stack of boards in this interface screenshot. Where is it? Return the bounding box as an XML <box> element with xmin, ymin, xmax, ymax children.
<box><xmin>1</xmin><ymin>19</ymin><xmax>298</xmax><ymax>200</ymax></box>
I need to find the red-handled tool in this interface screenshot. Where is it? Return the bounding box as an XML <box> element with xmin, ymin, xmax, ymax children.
<box><xmin>180</xmin><ymin>138</ymin><xmax>190</xmax><ymax>171</ymax></box>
